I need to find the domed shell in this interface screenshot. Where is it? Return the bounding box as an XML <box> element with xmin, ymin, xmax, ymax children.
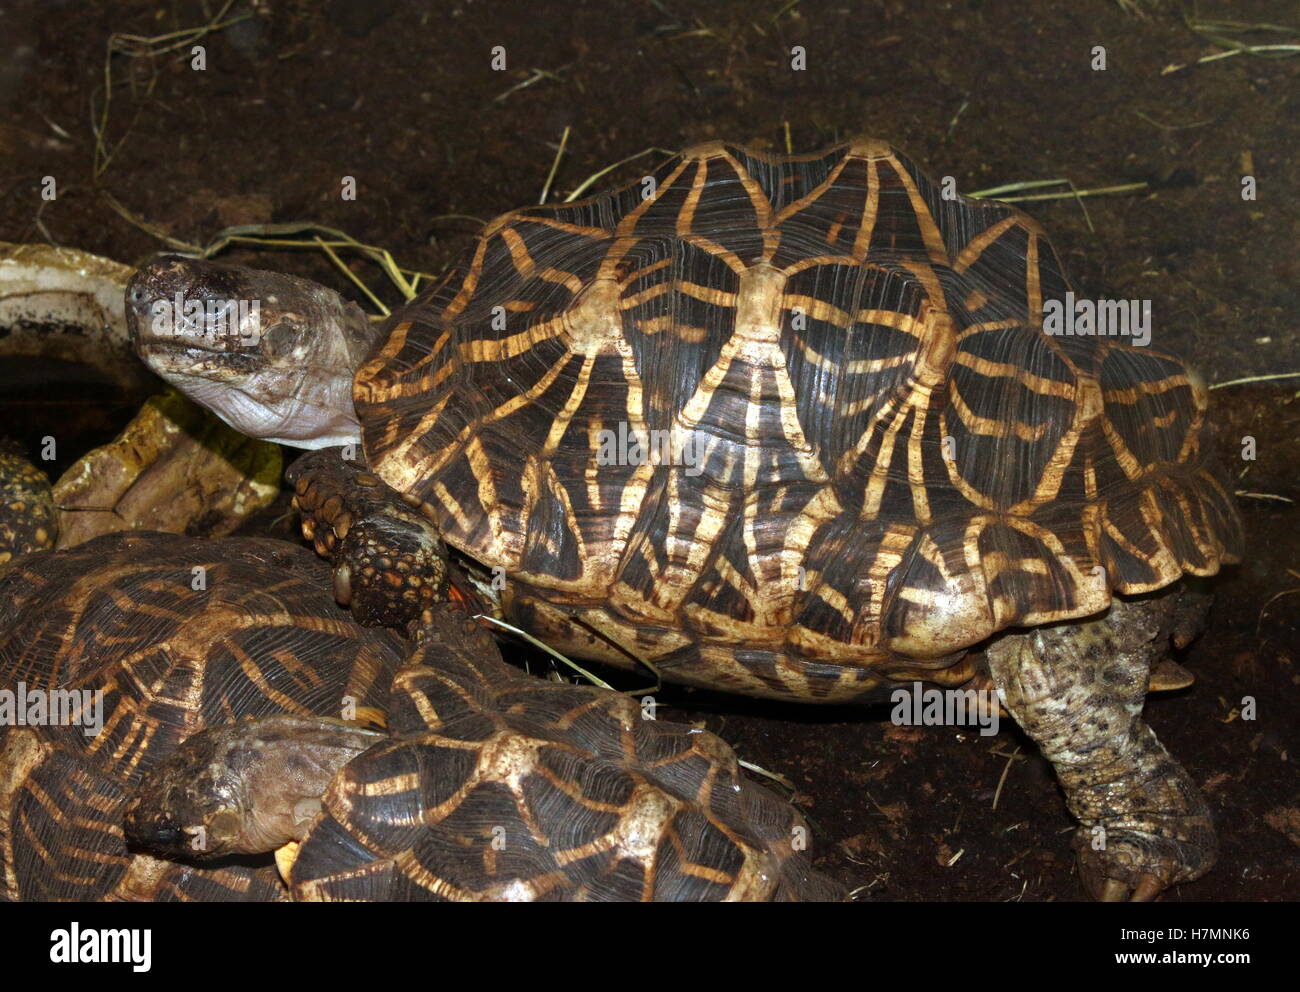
<box><xmin>354</xmin><ymin>140</ymin><xmax>1243</xmax><ymax>702</ymax></box>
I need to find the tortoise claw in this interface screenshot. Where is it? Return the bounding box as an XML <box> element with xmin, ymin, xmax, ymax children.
<box><xmin>275</xmin><ymin>841</ymin><xmax>300</xmax><ymax>886</ymax></box>
<box><xmin>1131</xmin><ymin>874</ymin><xmax>1164</xmax><ymax>902</ymax></box>
<box><xmin>1099</xmin><ymin>878</ymin><xmax>1129</xmax><ymax>902</ymax></box>
<box><xmin>1092</xmin><ymin>873</ymin><xmax>1164</xmax><ymax>904</ymax></box>
<box><xmin>1076</xmin><ymin>824</ymin><xmax>1208</xmax><ymax>902</ymax></box>
<box><xmin>1093</xmin><ymin>872</ymin><xmax>1165</xmax><ymax>903</ymax></box>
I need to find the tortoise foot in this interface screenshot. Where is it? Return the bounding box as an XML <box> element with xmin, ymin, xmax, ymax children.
<box><xmin>286</xmin><ymin>448</ymin><xmax>449</xmax><ymax>629</ymax></box>
<box><xmin>1075</xmin><ymin>805</ymin><xmax>1217</xmax><ymax>901</ymax></box>
<box><xmin>1071</xmin><ymin>745</ymin><xmax>1216</xmax><ymax>901</ymax></box>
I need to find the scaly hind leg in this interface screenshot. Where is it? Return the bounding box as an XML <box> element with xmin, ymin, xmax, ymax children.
<box><xmin>984</xmin><ymin>592</ymin><xmax>1215</xmax><ymax>901</ymax></box>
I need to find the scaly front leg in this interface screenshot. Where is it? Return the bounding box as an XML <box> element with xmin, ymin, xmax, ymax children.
<box><xmin>286</xmin><ymin>447</ymin><xmax>450</xmax><ymax>631</ymax></box>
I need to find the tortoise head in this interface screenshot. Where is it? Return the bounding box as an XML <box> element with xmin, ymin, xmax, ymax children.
<box><xmin>127</xmin><ymin>255</ymin><xmax>378</xmax><ymax>448</ymax></box>
<box><xmin>123</xmin><ymin>714</ymin><xmax>382</xmax><ymax>859</ymax></box>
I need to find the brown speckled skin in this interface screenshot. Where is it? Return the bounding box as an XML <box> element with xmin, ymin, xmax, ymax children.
<box><xmin>985</xmin><ymin>592</ymin><xmax>1215</xmax><ymax>899</ymax></box>
<box><xmin>0</xmin><ymin>442</ymin><xmax>56</xmax><ymax>565</ymax></box>
<box><xmin>286</xmin><ymin>448</ymin><xmax>451</xmax><ymax>630</ymax></box>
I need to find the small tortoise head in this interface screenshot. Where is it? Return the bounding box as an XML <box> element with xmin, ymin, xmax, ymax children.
<box><xmin>124</xmin><ymin>714</ymin><xmax>381</xmax><ymax>859</ymax></box>
<box><xmin>122</xmin><ymin>722</ymin><xmax>252</xmax><ymax>859</ymax></box>
<box><xmin>128</xmin><ymin>256</ymin><xmax>379</xmax><ymax>448</ymax></box>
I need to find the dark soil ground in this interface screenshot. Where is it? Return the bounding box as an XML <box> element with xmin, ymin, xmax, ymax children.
<box><xmin>1</xmin><ymin>0</ymin><xmax>1296</xmax><ymax>901</ymax></box>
